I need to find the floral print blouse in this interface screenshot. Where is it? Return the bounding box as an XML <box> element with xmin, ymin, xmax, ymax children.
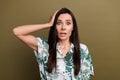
<box><xmin>34</xmin><ymin>37</ymin><xmax>94</xmax><ymax>80</ymax></box>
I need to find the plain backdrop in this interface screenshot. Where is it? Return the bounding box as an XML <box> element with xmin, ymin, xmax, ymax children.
<box><xmin>0</xmin><ymin>0</ymin><xmax>120</xmax><ymax>80</ymax></box>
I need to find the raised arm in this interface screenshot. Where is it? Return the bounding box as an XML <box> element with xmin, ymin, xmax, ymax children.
<box><xmin>13</xmin><ymin>11</ymin><xmax>57</xmax><ymax>51</ymax></box>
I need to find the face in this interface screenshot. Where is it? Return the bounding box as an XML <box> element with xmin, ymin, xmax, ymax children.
<box><xmin>56</xmin><ymin>13</ymin><xmax>73</xmax><ymax>41</ymax></box>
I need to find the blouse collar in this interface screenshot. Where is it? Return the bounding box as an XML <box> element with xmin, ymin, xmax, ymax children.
<box><xmin>56</xmin><ymin>42</ymin><xmax>74</xmax><ymax>54</ymax></box>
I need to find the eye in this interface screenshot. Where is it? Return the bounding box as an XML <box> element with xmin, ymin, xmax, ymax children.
<box><xmin>66</xmin><ymin>22</ymin><xmax>71</xmax><ymax>25</ymax></box>
<box><xmin>56</xmin><ymin>21</ymin><xmax>61</xmax><ymax>25</ymax></box>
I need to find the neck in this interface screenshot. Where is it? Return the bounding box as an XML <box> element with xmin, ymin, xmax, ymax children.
<box><xmin>59</xmin><ymin>39</ymin><xmax>71</xmax><ymax>49</ymax></box>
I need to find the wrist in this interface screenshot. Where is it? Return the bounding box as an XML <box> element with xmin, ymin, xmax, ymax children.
<box><xmin>47</xmin><ymin>22</ymin><xmax>53</xmax><ymax>27</ymax></box>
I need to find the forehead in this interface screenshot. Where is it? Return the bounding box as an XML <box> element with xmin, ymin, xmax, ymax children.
<box><xmin>57</xmin><ymin>13</ymin><xmax>72</xmax><ymax>21</ymax></box>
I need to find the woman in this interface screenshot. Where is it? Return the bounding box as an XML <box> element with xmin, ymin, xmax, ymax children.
<box><xmin>13</xmin><ymin>8</ymin><xmax>94</xmax><ymax>80</ymax></box>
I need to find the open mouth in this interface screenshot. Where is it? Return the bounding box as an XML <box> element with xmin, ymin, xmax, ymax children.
<box><xmin>60</xmin><ymin>32</ymin><xmax>67</xmax><ymax>37</ymax></box>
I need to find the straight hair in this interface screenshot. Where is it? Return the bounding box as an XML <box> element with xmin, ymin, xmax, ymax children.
<box><xmin>47</xmin><ymin>8</ymin><xmax>81</xmax><ymax>76</ymax></box>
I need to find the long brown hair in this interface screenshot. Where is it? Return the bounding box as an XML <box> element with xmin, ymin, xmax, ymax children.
<box><xmin>47</xmin><ymin>8</ymin><xmax>81</xmax><ymax>76</ymax></box>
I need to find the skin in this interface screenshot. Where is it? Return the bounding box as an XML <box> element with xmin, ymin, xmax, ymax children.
<box><xmin>56</xmin><ymin>13</ymin><xmax>73</xmax><ymax>42</ymax></box>
<box><xmin>13</xmin><ymin>11</ymin><xmax>73</xmax><ymax>57</ymax></box>
<box><xmin>56</xmin><ymin>13</ymin><xmax>73</xmax><ymax>56</ymax></box>
<box><xmin>13</xmin><ymin>11</ymin><xmax>57</xmax><ymax>51</ymax></box>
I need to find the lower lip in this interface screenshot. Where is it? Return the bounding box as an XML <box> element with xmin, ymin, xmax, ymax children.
<box><xmin>60</xmin><ymin>33</ymin><xmax>66</xmax><ymax>37</ymax></box>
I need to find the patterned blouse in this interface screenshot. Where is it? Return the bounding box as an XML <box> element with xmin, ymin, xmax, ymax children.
<box><xmin>34</xmin><ymin>37</ymin><xmax>94</xmax><ymax>80</ymax></box>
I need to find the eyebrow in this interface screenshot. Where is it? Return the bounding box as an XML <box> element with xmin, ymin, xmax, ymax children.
<box><xmin>66</xmin><ymin>20</ymin><xmax>71</xmax><ymax>21</ymax></box>
<box><xmin>57</xmin><ymin>19</ymin><xmax>72</xmax><ymax>22</ymax></box>
<box><xmin>57</xmin><ymin>20</ymin><xmax>61</xmax><ymax>22</ymax></box>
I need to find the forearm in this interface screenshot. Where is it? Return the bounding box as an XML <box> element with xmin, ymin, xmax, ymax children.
<box><xmin>13</xmin><ymin>23</ymin><xmax>52</xmax><ymax>36</ymax></box>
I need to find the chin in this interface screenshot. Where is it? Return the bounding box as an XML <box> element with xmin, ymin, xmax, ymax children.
<box><xmin>58</xmin><ymin>37</ymin><xmax>69</xmax><ymax>41</ymax></box>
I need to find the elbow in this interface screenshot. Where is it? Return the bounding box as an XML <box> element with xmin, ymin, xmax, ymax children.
<box><xmin>12</xmin><ymin>28</ymin><xmax>17</xmax><ymax>36</ymax></box>
<box><xmin>12</xmin><ymin>27</ymin><xmax>20</xmax><ymax>36</ymax></box>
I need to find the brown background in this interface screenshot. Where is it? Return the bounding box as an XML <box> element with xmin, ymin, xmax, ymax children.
<box><xmin>0</xmin><ymin>0</ymin><xmax>120</xmax><ymax>80</ymax></box>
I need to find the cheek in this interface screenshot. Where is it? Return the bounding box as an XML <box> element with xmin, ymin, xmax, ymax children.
<box><xmin>69</xmin><ymin>26</ymin><xmax>73</xmax><ymax>32</ymax></box>
<box><xmin>56</xmin><ymin>26</ymin><xmax>60</xmax><ymax>33</ymax></box>
<box><xmin>68</xmin><ymin>27</ymin><xmax>73</xmax><ymax>36</ymax></box>
<box><xmin>56</xmin><ymin>26</ymin><xmax>61</xmax><ymax>36</ymax></box>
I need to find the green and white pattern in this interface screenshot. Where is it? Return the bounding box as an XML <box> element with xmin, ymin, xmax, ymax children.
<box><xmin>34</xmin><ymin>38</ymin><xmax>94</xmax><ymax>80</ymax></box>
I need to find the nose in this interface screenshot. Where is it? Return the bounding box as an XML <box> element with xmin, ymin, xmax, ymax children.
<box><xmin>61</xmin><ymin>24</ymin><xmax>66</xmax><ymax>30</ymax></box>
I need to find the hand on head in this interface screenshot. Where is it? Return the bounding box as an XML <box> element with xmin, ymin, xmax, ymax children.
<box><xmin>49</xmin><ymin>9</ymin><xmax>59</xmax><ymax>26</ymax></box>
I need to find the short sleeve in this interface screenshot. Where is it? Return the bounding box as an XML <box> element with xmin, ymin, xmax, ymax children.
<box><xmin>33</xmin><ymin>37</ymin><xmax>49</xmax><ymax>63</ymax></box>
<box><xmin>80</xmin><ymin>44</ymin><xmax>94</xmax><ymax>79</ymax></box>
